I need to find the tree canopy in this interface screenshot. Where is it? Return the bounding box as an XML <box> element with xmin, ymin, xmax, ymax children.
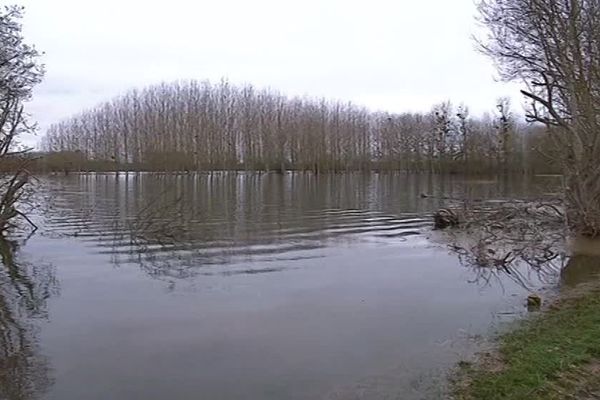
<box><xmin>479</xmin><ymin>0</ymin><xmax>600</xmax><ymax>237</ymax></box>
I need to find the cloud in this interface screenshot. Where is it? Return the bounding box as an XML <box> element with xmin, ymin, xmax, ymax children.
<box><xmin>17</xmin><ymin>0</ymin><xmax>525</xmax><ymax>148</ymax></box>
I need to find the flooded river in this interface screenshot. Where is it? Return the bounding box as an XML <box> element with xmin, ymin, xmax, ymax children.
<box><xmin>0</xmin><ymin>173</ymin><xmax>563</xmax><ymax>400</ymax></box>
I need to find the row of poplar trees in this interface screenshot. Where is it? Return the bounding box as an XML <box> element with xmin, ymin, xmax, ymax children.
<box><xmin>41</xmin><ymin>80</ymin><xmax>550</xmax><ymax>173</ymax></box>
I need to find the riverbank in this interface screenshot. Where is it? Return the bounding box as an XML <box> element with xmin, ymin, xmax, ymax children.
<box><xmin>453</xmin><ymin>282</ymin><xmax>600</xmax><ymax>399</ymax></box>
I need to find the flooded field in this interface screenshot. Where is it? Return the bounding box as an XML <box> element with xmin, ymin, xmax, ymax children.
<box><xmin>1</xmin><ymin>173</ymin><xmax>564</xmax><ymax>400</ymax></box>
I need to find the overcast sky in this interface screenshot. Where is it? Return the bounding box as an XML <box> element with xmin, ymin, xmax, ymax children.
<box><xmin>17</xmin><ymin>0</ymin><xmax>524</xmax><ymax>148</ymax></box>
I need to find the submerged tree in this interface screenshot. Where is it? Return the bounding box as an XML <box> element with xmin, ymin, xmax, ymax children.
<box><xmin>478</xmin><ymin>0</ymin><xmax>600</xmax><ymax>237</ymax></box>
<box><xmin>0</xmin><ymin>5</ymin><xmax>44</xmax><ymax>233</ymax></box>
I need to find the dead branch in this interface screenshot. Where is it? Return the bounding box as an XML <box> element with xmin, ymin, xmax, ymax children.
<box><xmin>434</xmin><ymin>197</ymin><xmax>569</xmax><ymax>289</ymax></box>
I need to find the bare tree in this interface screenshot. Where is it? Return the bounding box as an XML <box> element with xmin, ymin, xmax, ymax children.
<box><xmin>41</xmin><ymin>81</ymin><xmax>551</xmax><ymax>175</ymax></box>
<box><xmin>456</xmin><ymin>105</ymin><xmax>470</xmax><ymax>169</ymax></box>
<box><xmin>478</xmin><ymin>0</ymin><xmax>600</xmax><ymax>237</ymax></box>
<box><xmin>0</xmin><ymin>5</ymin><xmax>44</xmax><ymax>233</ymax></box>
<box><xmin>495</xmin><ymin>97</ymin><xmax>514</xmax><ymax>173</ymax></box>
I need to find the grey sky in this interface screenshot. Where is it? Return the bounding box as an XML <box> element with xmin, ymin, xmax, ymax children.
<box><xmin>18</xmin><ymin>0</ymin><xmax>524</xmax><ymax>148</ymax></box>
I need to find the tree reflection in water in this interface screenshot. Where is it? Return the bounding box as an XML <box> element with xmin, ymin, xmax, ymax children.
<box><xmin>437</xmin><ymin>204</ymin><xmax>600</xmax><ymax>291</ymax></box>
<box><xmin>0</xmin><ymin>235</ymin><xmax>57</xmax><ymax>400</ymax></box>
<box><xmin>449</xmin><ymin>241</ymin><xmax>566</xmax><ymax>290</ymax></box>
<box><xmin>560</xmin><ymin>238</ymin><xmax>600</xmax><ymax>288</ymax></box>
<box><xmin>433</xmin><ymin>200</ymin><xmax>569</xmax><ymax>290</ymax></box>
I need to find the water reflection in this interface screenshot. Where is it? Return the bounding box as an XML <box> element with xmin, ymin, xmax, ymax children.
<box><xmin>430</xmin><ymin>200</ymin><xmax>567</xmax><ymax>290</ymax></box>
<box><xmin>41</xmin><ymin>172</ymin><xmax>546</xmax><ymax>283</ymax></box>
<box><xmin>42</xmin><ymin>173</ymin><xmax>435</xmax><ymax>279</ymax></box>
<box><xmin>29</xmin><ymin>172</ymin><xmax>564</xmax><ymax>400</ymax></box>
<box><xmin>0</xmin><ymin>236</ymin><xmax>57</xmax><ymax>400</ymax></box>
<box><xmin>439</xmin><ymin>233</ymin><xmax>565</xmax><ymax>290</ymax></box>
<box><xmin>560</xmin><ymin>254</ymin><xmax>600</xmax><ymax>287</ymax></box>
<box><xmin>436</xmin><ymin>212</ymin><xmax>600</xmax><ymax>291</ymax></box>
<box><xmin>560</xmin><ymin>238</ymin><xmax>600</xmax><ymax>287</ymax></box>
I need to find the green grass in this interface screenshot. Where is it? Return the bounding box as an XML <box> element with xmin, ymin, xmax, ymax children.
<box><xmin>454</xmin><ymin>288</ymin><xmax>600</xmax><ymax>400</ymax></box>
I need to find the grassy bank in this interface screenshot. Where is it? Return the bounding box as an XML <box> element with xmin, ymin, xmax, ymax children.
<box><xmin>454</xmin><ymin>285</ymin><xmax>600</xmax><ymax>400</ymax></box>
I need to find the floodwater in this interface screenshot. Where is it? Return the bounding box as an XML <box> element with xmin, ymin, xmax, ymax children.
<box><xmin>0</xmin><ymin>173</ymin><xmax>566</xmax><ymax>400</ymax></box>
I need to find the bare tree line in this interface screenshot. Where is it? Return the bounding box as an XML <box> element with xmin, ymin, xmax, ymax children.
<box><xmin>40</xmin><ymin>80</ymin><xmax>553</xmax><ymax>174</ymax></box>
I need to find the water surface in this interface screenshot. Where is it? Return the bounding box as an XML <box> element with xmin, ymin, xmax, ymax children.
<box><xmin>2</xmin><ymin>173</ymin><xmax>560</xmax><ymax>400</ymax></box>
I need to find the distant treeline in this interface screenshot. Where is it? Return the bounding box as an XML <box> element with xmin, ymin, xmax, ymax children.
<box><xmin>39</xmin><ymin>80</ymin><xmax>557</xmax><ymax>174</ymax></box>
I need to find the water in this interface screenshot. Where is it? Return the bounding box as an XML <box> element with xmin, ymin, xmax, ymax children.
<box><xmin>1</xmin><ymin>173</ymin><xmax>561</xmax><ymax>400</ymax></box>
